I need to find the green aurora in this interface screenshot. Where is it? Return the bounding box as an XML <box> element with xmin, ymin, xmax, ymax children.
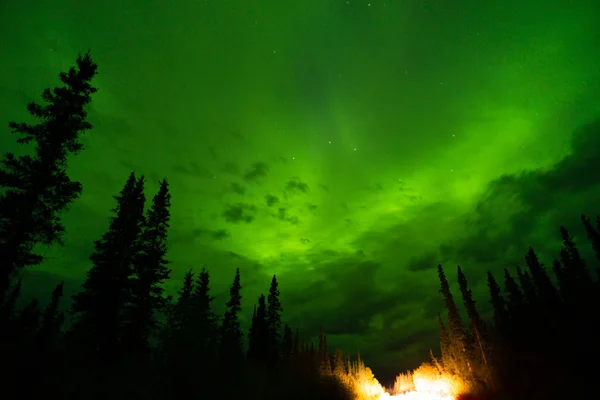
<box><xmin>1</xmin><ymin>0</ymin><xmax>599</xmax><ymax>381</ymax></box>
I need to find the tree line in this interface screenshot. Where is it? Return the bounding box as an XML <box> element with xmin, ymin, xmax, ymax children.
<box><xmin>432</xmin><ymin>217</ymin><xmax>600</xmax><ymax>399</ymax></box>
<box><xmin>0</xmin><ymin>53</ymin><xmax>386</xmax><ymax>400</ymax></box>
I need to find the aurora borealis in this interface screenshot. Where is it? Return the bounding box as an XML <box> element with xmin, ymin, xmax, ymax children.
<box><xmin>1</xmin><ymin>0</ymin><xmax>599</xmax><ymax>382</ymax></box>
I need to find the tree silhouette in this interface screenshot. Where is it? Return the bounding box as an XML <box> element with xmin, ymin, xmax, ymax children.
<box><xmin>123</xmin><ymin>178</ymin><xmax>172</xmax><ymax>361</ymax></box>
<box><xmin>266</xmin><ymin>274</ymin><xmax>282</xmax><ymax>367</ymax></box>
<box><xmin>218</xmin><ymin>268</ymin><xmax>243</xmax><ymax>366</ymax></box>
<box><xmin>0</xmin><ymin>52</ymin><xmax>98</xmax><ymax>299</ymax></box>
<box><xmin>248</xmin><ymin>294</ymin><xmax>268</xmax><ymax>366</ymax></box>
<box><xmin>68</xmin><ymin>173</ymin><xmax>146</xmax><ymax>364</ymax></box>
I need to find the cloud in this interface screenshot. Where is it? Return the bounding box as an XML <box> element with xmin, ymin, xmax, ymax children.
<box><xmin>243</xmin><ymin>161</ymin><xmax>269</xmax><ymax>183</ymax></box>
<box><xmin>264</xmin><ymin>194</ymin><xmax>279</xmax><ymax>207</ymax></box>
<box><xmin>222</xmin><ymin>203</ymin><xmax>257</xmax><ymax>224</ymax></box>
<box><xmin>284</xmin><ymin>176</ymin><xmax>309</xmax><ymax>195</ymax></box>
<box><xmin>229</xmin><ymin>182</ymin><xmax>246</xmax><ymax>195</ymax></box>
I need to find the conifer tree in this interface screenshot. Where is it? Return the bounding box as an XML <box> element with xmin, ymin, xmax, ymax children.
<box><xmin>581</xmin><ymin>215</ymin><xmax>600</xmax><ymax>282</ymax></box>
<box><xmin>69</xmin><ymin>173</ymin><xmax>146</xmax><ymax>362</ymax></box>
<box><xmin>457</xmin><ymin>266</ymin><xmax>484</xmax><ymax>331</ymax></box>
<box><xmin>516</xmin><ymin>266</ymin><xmax>537</xmax><ymax>308</ymax></box>
<box><xmin>192</xmin><ymin>267</ymin><xmax>218</xmax><ymax>356</ymax></box>
<box><xmin>218</xmin><ymin>268</ymin><xmax>243</xmax><ymax>366</ymax></box>
<box><xmin>559</xmin><ymin>226</ymin><xmax>592</xmax><ymax>295</ymax></box>
<box><xmin>318</xmin><ymin>327</ymin><xmax>332</xmax><ymax>375</ymax></box>
<box><xmin>503</xmin><ymin>268</ymin><xmax>524</xmax><ymax>322</ymax></box>
<box><xmin>437</xmin><ymin>313</ymin><xmax>451</xmax><ymax>362</ymax></box>
<box><xmin>0</xmin><ymin>52</ymin><xmax>98</xmax><ymax>298</ymax></box>
<box><xmin>163</xmin><ymin>269</ymin><xmax>195</xmax><ymax>353</ymax></box>
<box><xmin>437</xmin><ymin>265</ymin><xmax>465</xmax><ymax>350</ymax></box>
<box><xmin>123</xmin><ymin>179</ymin><xmax>172</xmax><ymax>360</ymax></box>
<box><xmin>524</xmin><ymin>247</ymin><xmax>560</xmax><ymax>314</ymax></box>
<box><xmin>582</xmin><ymin>215</ymin><xmax>600</xmax><ymax>262</ymax></box>
<box><xmin>457</xmin><ymin>266</ymin><xmax>489</xmax><ymax>381</ymax></box>
<box><xmin>247</xmin><ymin>294</ymin><xmax>268</xmax><ymax>365</ymax></box>
<box><xmin>333</xmin><ymin>349</ymin><xmax>346</xmax><ymax>375</ymax></box>
<box><xmin>487</xmin><ymin>271</ymin><xmax>508</xmax><ymax>328</ymax></box>
<box><xmin>266</xmin><ymin>274</ymin><xmax>282</xmax><ymax>366</ymax></box>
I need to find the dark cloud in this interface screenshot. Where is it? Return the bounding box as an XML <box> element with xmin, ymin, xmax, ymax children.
<box><xmin>406</xmin><ymin>252</ymin><xmax>440</xmax><ymax>272</ymax></box>
<box><xmin>265</xmin><ymin>194</ymin><xmax>279</xmax><ymax>207</ymax></box>
<box><xmin>449</xmin><ymin>117</ymin><xmax>600</xmax><ymax>274</ymax></box>
<box><xmin>222</xmin><ymin>203</ymin><xmax>257</xmax><ymax>224</ymax></box>
<box><xmin>229</xmin><ymin>182</ymin><xmax>246</xmax><ymax>195</ymax></box>
<box><xmin>243</xmin><ymin>161</ymin><xmax>269</xmax><ymax>183</ymax></box>
<box><xmin>284</xmin><ymin>176</ymin><xmax>309</xmax><ymax>195</ymax></box>
<box><xmin>170</xmin><ymin>227</ymin><xmax>230</xmax><ymax>246</ymax></box>
<box><xmin>277</xmin><ymin>207</ymin><xmax>300</xmax><ymax>225</ymax></box>
<box><xmin>285</xmin><ymin>256</ymin><xmax>437</xmax><ymax>340</ymax></box>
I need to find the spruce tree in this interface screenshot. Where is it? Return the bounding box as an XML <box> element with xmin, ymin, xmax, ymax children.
<box><xmin>559</xmin><ymin>226</ymin><xmax>592</xmax><ymax>296</ymax></box>
<box><xmin>487</xmin><ymin>271</ymin><xmax>508</xmax><ymax>329</ymax></box>
<box><xmin>516</xmin><ymin>266</ymin><xmax>537</xmax><ymax>308</ymax></box>
<box><xmin>218</xmin><ymin>268</ymin><xmax>243</xmax><ymax>366</ymax></box>
<box><xmin>503</xmin><ymin>268</ymin><xmax>525</xmax><ymax>323</ymax></box>
<box><xmin>437</xmin><ymin>313</ymin><xmax>451</xmax><ymax>363</ymax></box>
<box><xmin>123</xmin><ymin>179</ymin><xmax>172</xmax><ymax>360</ymax></box>
<box><xmin>581</xmin><ymin>215</ymin><xmax>600</xmax><ymax>282</ymax></box>
<box><xmin>524</xmin><ymin>247</ymin><xmax>560</xmax><ymax>314</ymax></box>
<box><xmin>457</xmin><ymin>266</ymin><xmax>483</xmax><ymax>330</ymax></box>
<box><xmin>69</xmin><ymin>173</ymin><xmax>146</xmax><ymax>363</ymax></box>
<box><xmin>437</xmin><ymin>265</ymin><xmax>465</xmax><ymax>351</ymax></box>
<box><xmin>581</xmin><ymin>215</ymin><xmax>600</xmax><ymax>261</ymax></box>
<box><xmin>333</xmin><ymin>349</ymin><xmax>346</xmax><ymax>375</ymax></box>
<box><xmin>266</xmin><ymin>274</ymin><xmax>283</xmax><ymax>366</ymax></box>
<box><xmin>192</xmin><ymin>267</ymin><xmax>218</xmax><ymax>356</ymax></box>
<box><xmin>247</xmin><ymin>294</ymin><xmax>268</xmax><ymax>365</ymax></box>
<box><xmin>0</xmin><ymin>52</ymin><xmax>98</xmax><ymax>298</ymax></box>
<box><xmin>164</xmin><ymin>269</ymin><xmax>195</xmax><ymax>352</ymax></box>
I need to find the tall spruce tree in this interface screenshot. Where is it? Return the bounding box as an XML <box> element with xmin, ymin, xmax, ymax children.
<box><xmin>192</xmin><ymin>267</ymin><xmax>218</xmax><ymax>357</ymax></box>
<box><xmin>69</xmin><ymin>173</ymin><xmax>146</xmax><ymax>363</ymax></box>
<box><xmin>123</xmin><ymin>179</ymin><xmax>172</xmax><ymax>360</ymax></box>
<box><xmin>437</xmin><ymin>265</ymin><xmax>465</xmax><ymax>348</ymax></box>
<box><xmin>437</xmin><ymin>313</ymin><xmax>451</xmax><ymax>363</ymax></box>
<box><xmin>559</xmin><ymin>226</ymin><xmax>592</xmax><ymax>297</ymax></box>
<box><xmin>487</xmin><ymin>271</ymin><xmax>508</xmax><ymax>329</ymax></box>
<box><xmin>218</xmin><ymin>268</ymin><xmax>243</xmax><ymax>366</ymax></box>
<box><xmin>247</xmin><ymin>294</ymin><xmax>268</xmax><ymax>365</ymax></box>
<box><xmin>581</xmin><ymin>214</ymin><xmax>600</xmax><ymax>262</ymax></box>
<box><xmin>503</xmin><ymin>268</ymin><xmax>524</xmax><ymax>323</ymax></box>
<box><xmin>524</xmin><ymin>247</ymin><xmax>560</xmax><ymax>314</ymax></box>
<box><xmin>0</xmin><ymin>52</ymin><xmax>98</xmax><ymax>299</ymax></box>
<box><xmin>266</xmin><ymin>274</ymin><xmax>282</xmax><ymax>366</ymax></box>
<box><xmin>516</xmin><ymin>266</ymin><xmax>537</xmax><ymax>308</ymax></box>
<box><xmin>457</xmin><ymin>266</ymin><xmax>488</xmax><ymax>369</ymax></box>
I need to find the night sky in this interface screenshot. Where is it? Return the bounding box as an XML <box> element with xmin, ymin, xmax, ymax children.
<box><xmin>1</xmin><ymin>0</ymin><xmax>599</xmax><ymax>382</ymax></box>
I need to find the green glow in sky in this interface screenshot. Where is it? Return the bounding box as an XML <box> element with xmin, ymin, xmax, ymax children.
<box><xmin>1</xmin><ymin>0</ymin><xmax>599</xmax><ymax>380</ymax></box>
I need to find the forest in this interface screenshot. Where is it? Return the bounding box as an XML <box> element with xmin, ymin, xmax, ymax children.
<box><xmin>1</xmin><ymin>53</ymin><xmax>599</xmax><ymax>400</ymax></box>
